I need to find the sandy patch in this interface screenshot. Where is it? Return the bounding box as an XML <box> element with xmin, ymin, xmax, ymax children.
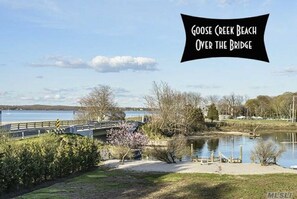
<box><xmin>104</xmin><ymin>160</ymin><xmax>297</xmax><ymax>175</ymax></box>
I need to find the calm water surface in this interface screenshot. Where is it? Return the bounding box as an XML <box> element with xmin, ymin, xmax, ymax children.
<box><xmin>0</xmin><ymin>110</ymin><xmax>148</xmax><ymax>122</ymax></box>
<box><xmin>189</xmin><ymin>132</ymin><xmax>297</xmax><ymax>168</ymax></box>
<box><xmin>2</xmin><ymin>110</ymin><xmax>295</xmax><ymax>168</ymax></box>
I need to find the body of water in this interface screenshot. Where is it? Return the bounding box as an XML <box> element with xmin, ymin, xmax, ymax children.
<box><xmin>189</xmin><ymin>132</ymin><xmax>297</xmax><ymax>168</ymax></box>
<box><xmin>0</xmin><ymin>110</ymin><xmax>149</xmax><ymax>123</ymax></box>
<box><xmin>2</xmin><ymin>110</ymin><xmax>295</xmax><ymax>168</ymax></box>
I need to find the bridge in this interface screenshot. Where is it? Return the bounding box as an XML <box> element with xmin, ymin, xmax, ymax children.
<box><xmin>0</xmin><ymin>120</ymin><xmax>140</xmax><ymax>139</ymax></box>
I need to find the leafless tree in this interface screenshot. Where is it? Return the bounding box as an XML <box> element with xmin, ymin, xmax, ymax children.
<box><xmin>145</xmin><ymin>82</ymin><xmax>205</xmax><ymax>135</ymax></box>
<box><xmin>206</xmin><ymin>95</ymin><xmax>220</xmax><ymax>105</ymax></box>
<box><xmin>250</xmin><ymin>139</ymin><xmax>285</xmax><ymax>166</ymax></box>
<box><xmin>218</xmin><ymin>93</ymin><xmax>244</xmax><ymax>117</ymax></box>
<box><xmin>78</xmin><ymin>85</ymin><xmax>122</xmax><ymax>121</ymax></box>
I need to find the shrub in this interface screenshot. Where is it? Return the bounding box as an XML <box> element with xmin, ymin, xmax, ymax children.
<box><xmin>109</xmin><ymin>146</ymin><xmax>134</xmax><ymax>160</ymax></box>
<box><xmin>151</xmin><ymin>135</ymin><xmax>189</xmax><ymax>163</ymax></box>
<box><xmin>141</xmin><ymin>123</ymin><xmax>165</xmax><ymax>140</ymax></box>
<box><xmin>107</xmin><ymin>123</ymin><xmax>148</xmax><ymax>163</ymax></box>
<box><xmin>250</xmin><ymin>139</ymin><xmax>285</xmax><ymax>166</ymax></box>
<box><xmin>0</xmin><ymin>133</ymin><xmax>101</xmax><ymax>195</ymax></box>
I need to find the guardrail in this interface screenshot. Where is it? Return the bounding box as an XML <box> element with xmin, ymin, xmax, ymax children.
<box><xmin>0</xmin><ymin>120</ymin><xmax>123</xmax><ymax>139</ymax></box>
<box><xmin>7</xmin><ymin>120</ymin><xmax>86</xmax><ymax>131</ymax></box>
<box><xmin>76</xmin><ymin>121</ymin><xmax>120</xmax><ymax>130</ymax></box>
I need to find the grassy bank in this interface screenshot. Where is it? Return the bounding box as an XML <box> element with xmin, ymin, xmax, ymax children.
<box><xmin>219</xmin><ymin>119</ymin><xmax>297</xmax><ymax>133</ymax></box>
<box><xmin>18</xmin><ymin>167</ymin><xmax>297</xmax><ymax>199</ymax></box>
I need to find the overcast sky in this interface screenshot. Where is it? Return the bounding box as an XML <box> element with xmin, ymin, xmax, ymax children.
<box><xmin>0</xmin><ymin>0</ymin><xmax>296</xmax><ymax>107</ymax></box>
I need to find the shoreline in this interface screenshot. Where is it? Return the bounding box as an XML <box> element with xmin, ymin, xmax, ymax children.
<box><xmin>104</xmin><ymin>159</ymin><xmax>297</xmax><ymax>175</ymax></box>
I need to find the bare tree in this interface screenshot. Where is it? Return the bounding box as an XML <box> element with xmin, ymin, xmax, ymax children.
<box><xmin>151</xmin><ymin>134</ymin><xmax>189</xmax><ymax>163</ymax></box>
<box><xmin>218</xmin><ymin>93</ymin><xmax>244</xmax><ymax>117</ymax></box>
<box><xmin>250</xmin><ymin>139</ymin><xmax>285</xmax><ymax>166</ymax></box>
<box><xmin>145</xmin><ymin>82</ymin><xmax>205</xmax><ymax>135</ymax></box>
<box><xmin>206</xmin><ymin>95</ymin><xmax>220</xmax><ymax>105</ymax></box>
<box><xmin>78</xmin><ymin>85</ymin><xmax>122</xmax><ymax>121</ymax></box>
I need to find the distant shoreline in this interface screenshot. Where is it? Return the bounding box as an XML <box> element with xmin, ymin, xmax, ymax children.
<box><xmin>0</xmin><ymin>105</ymin><xmax>150</xmax><ymax>111</ymax></box>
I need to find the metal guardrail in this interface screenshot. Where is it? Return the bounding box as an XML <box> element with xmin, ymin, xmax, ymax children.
<box><xmin>8</xmin><ymin>120</ymin><xmax>86</xmax><ymax>131</ymax></box>
<box><xmin>0</xmin><ymin>120</ymin><xmax>123</xmax><ymax>139</ymax></box>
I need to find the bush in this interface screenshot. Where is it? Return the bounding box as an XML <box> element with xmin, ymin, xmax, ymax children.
<box><xmin>151</xmin><ymin>135</ymin><xmax>189</xmax><ymax>163</ymax></box>
<box><xmin>250</xmin><ymin>139</ymin><xmax>285</xmax><ymax>166</ymax></box>
<box><xmin>109</xmin><ymin>146</ymin><xmax>134</xmax><ymax>160</ymax></box>
<box><xmin>141</xmin><ymin>123</ymin><xmax>165</xmax><ymax>140</ymax></box>
<box><xmin>107</xmin><ymin>123</ymin><xmax>148</xmax><ymax>163</ymax></box>
<box><xmin>0</xmin><ymin>133</ymin><xmax>101</xmax><ymax>194</ymax></box>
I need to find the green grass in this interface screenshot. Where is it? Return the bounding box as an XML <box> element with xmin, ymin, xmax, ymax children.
<box><xmin>125</xmin><ymin>116</ymin><xmax>143</xmax><ymax>121</ymax></box>
<box><xmin>220</xmin><ymin>119</ymin><xmax>297</xmax><ymax>133</ymax></box>
<box><xmin>18</xmin><ymin>167</ymin><xmax>297</xmax><ymax>199</ymax></box>
<box><xmin>225</xmin><ymin>119</ymin><xmax>294</xmax><ymax>125</ymax></box>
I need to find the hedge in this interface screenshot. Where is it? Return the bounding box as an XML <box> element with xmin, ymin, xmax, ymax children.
<box><xmin>0</xmin><ymin>133</ymin><xmax>101</xmax><ymax>194</ymax></box>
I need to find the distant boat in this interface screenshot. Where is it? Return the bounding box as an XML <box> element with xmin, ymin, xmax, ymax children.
<box><xmin>249</xmin><ymin>132</ymin><xmax>260</xmax><ymax>137</ymax></box>
<box><xmin>290</xmin><ymin>165</ymin><xmax>297</xmax><ymax>170</ymax></box>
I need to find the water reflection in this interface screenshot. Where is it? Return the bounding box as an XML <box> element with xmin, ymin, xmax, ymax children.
<box><xmin>189</xmin><ymin>132</ymin><xmax>297</xmax><ymax>168</ymax></box>
<box><xmin>207</xmin><ymin>138</ymin><xmax>219</xmax><ymax>152</ymax></box>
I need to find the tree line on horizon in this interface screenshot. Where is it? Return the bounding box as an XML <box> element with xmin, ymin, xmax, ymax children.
<box><xmin>77</xmin><ymin>83</ymin><xmax>297</xmax><ymax>122</ymax></box>
<box><xmin>214</xmin><ymin>92</ymin><xmax>297</xmax><ymax>119</ymax></box>
<box><xmin>4</xmin><ymin>83</ymin><xmax>294</xmax><ymax>122</ymax></box>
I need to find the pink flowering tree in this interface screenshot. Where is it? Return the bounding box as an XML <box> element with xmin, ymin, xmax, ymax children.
<box><xmin>107</xmin><ymin>123</ymin><xmax>148</xmax><ymax>163</ymax></box>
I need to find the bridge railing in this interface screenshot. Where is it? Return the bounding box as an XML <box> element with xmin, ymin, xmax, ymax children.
<box><xmin>0</xmin><ymin>120</ymin><xmax>124</xmax><ymax>139</ymax></box>
<box><xmin>75</xmin><ymin>121</ymin><xmax>121</xmax><ymax>131</ymax></box>
<box><xmin>8</xmin><ymin>120</ymin><xmax>86</xmax><ymax>131</ymax></box>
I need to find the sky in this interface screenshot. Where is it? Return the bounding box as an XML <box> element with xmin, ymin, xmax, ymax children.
<box><xmin>0</xmin><ymin>0</ymin><xmax>297</xmax><ymax>107</ymax></box>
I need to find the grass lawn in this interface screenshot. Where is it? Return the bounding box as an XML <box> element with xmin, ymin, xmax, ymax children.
<box><xmin>220</xmin><ymin>119</ymin><xmax>297</xmax><ymax>133</ymax></box>
<box><xmin>17</xmin><ymin>167</ymin><xmax>297</xmax><ymax>199</ymax></box>
<box><xmin>225</xmin><ymin>119</ymin><xmax>294</xmax><ymax>125</ymax></box>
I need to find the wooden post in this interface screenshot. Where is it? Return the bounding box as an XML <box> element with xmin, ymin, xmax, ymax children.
<box><xmin>22</xmin><ymin>132</ymin><xmax>24</xmax><ymax>139</ymax></box>
<box><xmin>38</xmin><ymin>130</ymin><xmax>40</xmax><ymax>137</ymax></box>
<box><xmin>211</xmin><ymin>151</ymin><xmax>214</xmax><ymax>162</ymax></box>
<box><xmin>190</xmin><ymin>143</ymin><xmax>193</xmax><ymax>157</ymax></box>
<box><xmin>219</xmin><ymin>152</ymin><xmax>222</xmax><ymax>163</ymax></box>
<box><xmin>239</xmin><ymin>145</ymin><xmax>243</xmax><ymax>163</ymax></box>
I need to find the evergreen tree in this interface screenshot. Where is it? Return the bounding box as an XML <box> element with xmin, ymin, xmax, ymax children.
<box><xmin>207</xmin><ymin>103</ymin><xmax>219</xmax><ymax>122</ymax></box>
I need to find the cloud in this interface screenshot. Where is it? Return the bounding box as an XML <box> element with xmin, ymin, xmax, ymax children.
<box><xmin>31</xmin><ymin>56</ymin><xmax>88</xmax><ymax>69</ymax></box>
<box><xmin>113</xmin><ymin>88</ymin><xmax>130</xmax><ymax>93</ymax></box>
<box><xmin>90</xmin><ymin>56</ymin><xmax>157</xmax><ymax>72</ymax></box>
<box><xmin>43</xmin><ymin>87</ymin><xmax>75</xmax><ymax>94</ymax></box>
<box><xmin>20</xmin><ymin>94</ymin><xmax>66</xmax><ymax>102</ymax></box>
<box><xmin>274</xmin><ymin>67</ymin><xmax>297</xmax><ymax>76</ymax></box>
<box><xmin>0</xmin><ymin>91</ymin><xmax>9</xmax><ymax>96</ymax></box>
<box><xmin>36</xmin><ymin>75</ymin><xmax>43</xmax><ymax>79</ymax></box>
<box><xmin>187</xmin><ymin>84</ymin><xmax>221</xmax><ymax>89</ymax></box>
<box><xmin>31</xmin><ymin>55</ymin><xmax>158</xmax><ymax>73</ymax></box>
<box><xmin>250</xmin><ymin>86</ymin><xmax>268</xmax><ymax>90</ymax></box>
<box><xmin>217</xmin><ymin>0</ymin><xmax>249</xmax><ymax>7</ymax></box>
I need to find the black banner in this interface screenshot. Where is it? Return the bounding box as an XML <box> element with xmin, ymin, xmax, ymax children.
<box><xmin>181</xmin><ymin>14</ymin><xmax>269</xmax><ymax>62</ymax></box>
